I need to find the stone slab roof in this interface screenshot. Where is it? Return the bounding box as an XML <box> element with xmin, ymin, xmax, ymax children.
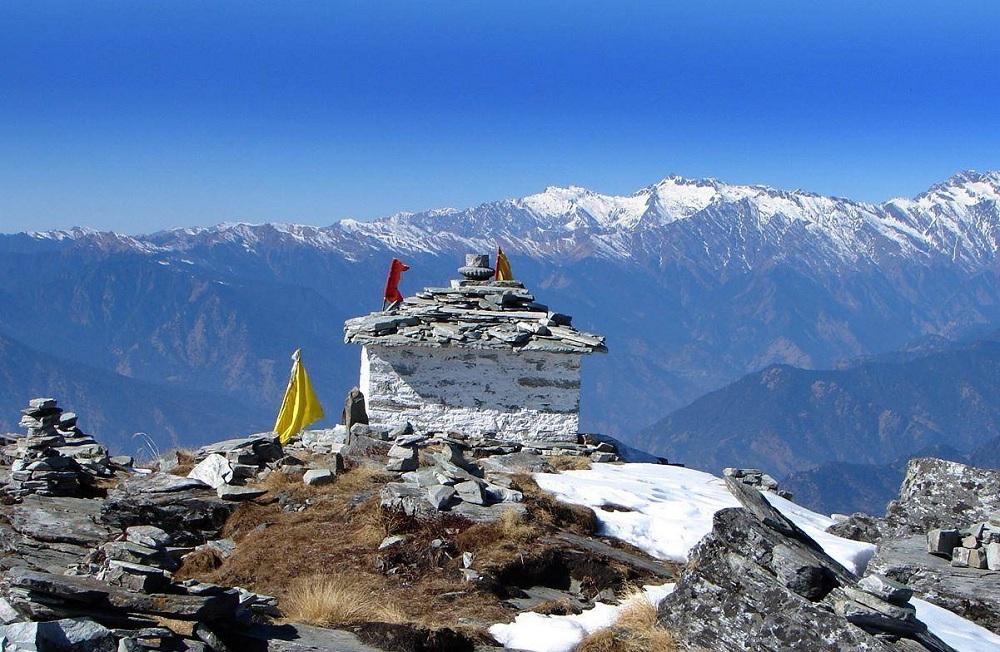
<box><xmin>344</xmin><ymin>279</ymin><xmax>607</xmax><ymax>354</ymax></box>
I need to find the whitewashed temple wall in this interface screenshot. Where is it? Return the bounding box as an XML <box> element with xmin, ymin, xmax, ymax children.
<box><xmin>359</xmin><ymin>345</ymin><xmax>582</xmax><ymax>443</ymax></box>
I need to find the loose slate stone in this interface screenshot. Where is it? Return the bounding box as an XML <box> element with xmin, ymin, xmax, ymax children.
<box><xmin>426</xmin><ymin>485</ymin><xmax>457</xmax><ymax>511</ymax></box>
<box><xmin>302</xmin><ymin>469</ymin><xmax>334</xmax><ymax>487</ymax></box>
<box><xmin>125</xmin><ymin>526</ymin><xmax>172</xmax><ymax>550</ymax></box>
<box><xmin>6</xmin><ymin>568</ymin><xmax>239</xmax><ymax>620</ymax></box>
<box><xmin>186</xmin><ymin>454</ymin><xmax>234</xmax><ymax>490</ymax></box>
<box><xmin>0</xmin><ymin>618</ymin><xmax>117</xmax><ymax>652</ymax></box>
<box><xmin>216</xmin><ymin>485</ymin><xmax>267</xmax><ymax>501</ymax></box>
<box><xmin>857</xmin><ymin>574</ymin><xmax>913</xmax><ymax>606</ymax></box>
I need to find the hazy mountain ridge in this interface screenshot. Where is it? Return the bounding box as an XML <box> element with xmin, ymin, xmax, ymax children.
<box><xmin>3</xmin><ymin>171</ymin><xmax>1000</xmax><ymax>451</ymax></box>
<box><xmin>634</xmin><ymin>332</ymin><xmax>1000</xmax><ymax>513</ymax></box>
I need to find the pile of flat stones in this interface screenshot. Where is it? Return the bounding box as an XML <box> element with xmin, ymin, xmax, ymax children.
<box><xmin>2</xmin><ymin>398</ymin><xmax>118</xmax><ymax>498</ymax></box>
<box><xmin>926</xmin><ymin>511</ymin><xmax>1000</xmax><ymax>570</ymax></box>
<box><xmin>344</xmin><ymin>278</ymin><xmax>607</xmax><ymax>354</ymax></box>
<box><xmin>290</xmin><ymin>420</ymin><xmax>622</xmax><ymax>521</ymax></box>
<box><xmin>183</xmin><ymin>433</ymin><xmax>287</xmax><ymax>501</ymax></box>
<box><xmin>723</xmin><ymin>467</ymin><xmax>793</xmax><ymax>500</ymax></box>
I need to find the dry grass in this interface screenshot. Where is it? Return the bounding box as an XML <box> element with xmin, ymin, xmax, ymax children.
<box><xmin>173</xmin><ymin>548</ymin><xmax>223</xmax><ymax>580</ymax></box>
<box><xmin>281</xmin><ymin>574</ymin><xmax>408</xmax><ymax>626</ymax></box>
<box><xmin>183</xmin><ymin>463</ymin><xmax>513</xmax><ymax>630</ymax></box>
<box><xmin>548</xmin><ymin>454</ymin><xmax>592</xmax><ymax>472</ymax></box>
<box><xmin>574</xmin><ymin>588</ymin><xmax>679</xmax><ymax>652</ymax></box>
<box><xmin>514</xmin><ymin>474</ymin><xmax>598</xmax><ymax>535</ymax></box>
<box><xmin>168</xmin><ymin>448</ymin><xmax>197</xmax><ymax>476</ymax></box>
<box><xmin>531</xmin><ymin>599</ymin><xmax>583</xmax><ymax>616</ymax></box>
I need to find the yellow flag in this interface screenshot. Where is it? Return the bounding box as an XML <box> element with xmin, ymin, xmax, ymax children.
<box><xmin>495</xmin><ymin>246</ymin><xmax>513</xmax><ymax>281</ymax></box>
<box><xmin>274</xmin><ymin>349</ymin><xmax>325</xmax><ymax>445</ymax></box>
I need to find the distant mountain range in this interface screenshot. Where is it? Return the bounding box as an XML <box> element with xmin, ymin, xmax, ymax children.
<box><xmin>635</xmin><ymin>331</ymin><xmax>1000</xmax><ymax>514</ymax></box>
<box><xmin>3</xmin><ymin>170</ymin><xmax>1000</xmax><ymax>463</ymax></box>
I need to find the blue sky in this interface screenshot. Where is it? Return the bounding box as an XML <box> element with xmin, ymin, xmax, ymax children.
<box><xmin>1</xmin><ymin>1</ymin><xmax>998</xmax><ymax>234</ymax></box>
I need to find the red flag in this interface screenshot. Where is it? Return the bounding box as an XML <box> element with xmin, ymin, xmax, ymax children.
<box><xmin>383</xmin><ymin>258</ymin><xmax>410</xmax><ymax>305</ymax></box>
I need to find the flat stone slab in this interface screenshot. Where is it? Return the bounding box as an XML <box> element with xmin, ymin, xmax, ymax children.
<box><xmin>9</xmin><ymin>496</ymin><xmax>111</xmax><ymax>546</ymax></box>
<box><xmin>868</xmin><ymin>534</ymin><xmax>1000</xmax><ymax>634</ymax></box>
<box><xmin>6</xmin><ymin>568</ymin><xmax>239</xmax><ymax>621</ymax></box>
<box><xmin>220</xmin><ymin>622</ymin><xmax>385</xmax><ymax>652</ymax></box>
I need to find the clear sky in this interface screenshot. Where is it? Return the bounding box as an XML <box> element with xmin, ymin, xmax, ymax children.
<box><xmin>1</xmin><ymin>1</ymin><xmax>998</xmax><ymax>234</ymax></box>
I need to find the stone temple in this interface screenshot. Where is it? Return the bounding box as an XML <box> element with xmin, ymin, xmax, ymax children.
<box><xmin>343</xmin><ymin>254</ymin><xmax>606</xmax><ymax>443</ymax></box>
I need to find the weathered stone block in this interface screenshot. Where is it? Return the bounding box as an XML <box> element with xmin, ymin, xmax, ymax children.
<box><xmin>302</xmin><ymin>469</ymin><xmax>334</xmax><ymax>486</ymax></box>
<box><xmin>926</xmin><ymin>528</ymin><xmax>960</xmax><ymax>557</ymax></box>
<box><xmin>951</xmin><ymin>546</ymin><xmax>972</xmax><ymax>568</ymax></box>
<box><xmin>987</xmin><ymin>541</ymin><xmax>1000</xmax><ymax>571</ymax></box>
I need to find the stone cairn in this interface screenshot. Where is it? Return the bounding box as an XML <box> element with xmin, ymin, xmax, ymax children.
<box><xmin>2</xmin><ymin>398</ymin><xmax>114</xmax><ymax>498</ymax></box>
<box><xmin>343</xmin><ymin>256</ymin><xmax>607</xmax><ymax>355</ymax></box>
<box><xmin>723</xmin><ymin>467</ymin><xmax>793</xmax><ymax>501</ymax></box>
<box><xmin>926</xmin><ymin>511</ymin><xmax>1000</xmax><ymax>570</ymax></box>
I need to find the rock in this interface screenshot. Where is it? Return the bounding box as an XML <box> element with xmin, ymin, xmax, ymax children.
<box><xmin>0</xmin><ymin>618</ymin><xmax>117</xmax><ymax>652</ymax></box>
<box><xmin>343</xmin><ymin>388</ymin><xmax>369</xmax><ymax>432</ymax></box>
<box><xmin>378</xmin><ymin>535</ymin><xmax>406</xmax><ymax>550</ymax></box>
<box><xmin>589</xmin><ymin>452</ymin><xmax>616</xmax><ymax>463</ymax></box>
<box><xmin>655</xmin><ymin>478</ymin><xmax>945</xmax><ymax>652</ymax></box>
<box><xmin>454</xmin><ymin>480</ymin><xmax>487</xmax><ymax>506</ymax></box>
<box><xmin>868</xmin><ymin>534</ymin><xmax>1000</xmax><ymax>633</ymax></box>
<box><xmin>426</xmin><ymin>485</ymin><xmax>456</xmax><ymax>510</ymax></box>
<box><xmin>125</xmin><ymin>526</ymin><xmax>171</xmax><ymax>550</ymax></box>
<box><xmin>340</xmin><ymin>435</ymin><xmax>390</xmax><ymax>460</ymax></box>
<box><xmin>479</xmin><ymin>451</ymin><xmax>552</xmax><ymax>474</ymax></box>
<box><xmin>0</xmin><ymin>597</ymin><xmax>22</xmax><ymax>625</ymax></box>
<box><xmin>482</xmin><ymin>484</ymin><xmax>523</xmax><ymax>503</ymax></box>
<box><xmin>857</xmin><ymin>574</ymin><xmax>913</xmax><ymax>606</ymax></box>
<box><xmin>6</xmin><ymin>567</ymin><xmax>239</xmax><ymax>621</ymax></box>
<box><xmin>101</xmin><ymin>474</ymin><xmax>238</xmax><ymax>547</ymax></box>
<box><xmin>302</xmin><ymin>469</ymin><xmax>334</xmax><ymax>487</ymax></box>
<box><xmin>384</xmin><ymin>445</ymin><xmax>418</xmax><ymax>472</ymax></box>
<box><xmin>216</xmin><ymin>485</ymin><xmax>267</xmax><ymax>501</ymax></box>
<box><xmin>186</xmin><ymin>454</ymin><xmax>234</xmax><ymax>490</ymax></box>
<box><xmin>380</xmin><ymin>483</ymin><xmax>436</xmax><ymax>519</ymax></box>
<box><xmin>987</xmin><ymin>541</ymin><xmax>1000</xmax><ymax>571</ymax></box>
<box><xmin>950</xmin><ymin>546</ymin><xmax>971</xmax><ymax>567</ymax></box>
<box><xmin>927</xmin><ymin>528</ymin><xmax>961</xmax><ymax>557</ymax></box>
<box><xmin>9</xmin><ymin>496</ymin><xmax>111</xmax><ymax>547</ymax></box>
<box><xmin>826</xmin><ymin>512</ymin><xmax>884</xmax><ymax>544</ymax></box>
<box><xmin>967</xmin><ymin>547</ymin><xmax>988</xmax><ymax>569</ymax></box>
<box><xmin>884</xmin><ymin>458</ymin><xmax>1000</xmax><ymax>537</ymax></box>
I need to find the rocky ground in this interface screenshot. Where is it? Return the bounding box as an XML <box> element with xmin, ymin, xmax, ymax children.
<box><xmin>1</xmin><ymin>399</ymin><xmax>998</xmax><ymax>651</ymax></box>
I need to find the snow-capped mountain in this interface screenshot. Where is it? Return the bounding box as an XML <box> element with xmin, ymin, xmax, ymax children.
<box><xmin>3</xmin><ymin>171</ymin><xmax>1000</xmax><ymax>457</ymax></box>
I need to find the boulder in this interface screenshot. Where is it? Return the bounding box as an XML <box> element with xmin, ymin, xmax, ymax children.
<box><xmin>884</xmin><ymin>458</ymin><xmax>1000</xmax><ymax>537</ymax></box>
<box><xmin>656</xmin><ymin>478</ymin><xmax>954</xmax><ymax>652</ymax></box>
<box><xmin>101</xmin><ymin>474</ymin><xmax>238</xmax><ymax>547</ymax></box>
<box><xmin>0</xmin><ymin>618</ymin><xmax>116</xmax><ymax>652</ymax></box>
<box><xmin>302</xmin><ymin>469</ymin><xmax>334</xmax><ymax>487</ymax></box>
<box><xmin>186</xmin><ymin>454</ymin><xmax>234</xmax><ymax>489</ymax></box>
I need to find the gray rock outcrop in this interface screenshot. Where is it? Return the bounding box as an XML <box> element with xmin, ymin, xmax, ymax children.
<box><xmin>657</xmin><ymin>477</ymin><xmax>957</xmax><ymax>652</ymax></box>
<box><xmin>884</xmin><ymin>458</ymin><xmax>1000</xmax><ymax>538</ymax></box>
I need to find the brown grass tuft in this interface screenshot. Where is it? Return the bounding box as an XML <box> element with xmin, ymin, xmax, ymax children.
<box><xmin>281</xmin><ymin>574</ymin><xmax>407</xmax><ymax>626</ymax></box>
<box><xmin>168</xmin><ymin>448</ymin><xmax>197</xmax><ymax>476</ymax></box>
<box><xmin>548</xmin><ymin>454</ymin><xmax>592</xmax><ymax>472</ymax></box>
<box><xmin>173</xmin><ymin>548</ymin><xmax>223</xmax><ymax>580</ymax></box>
<box><xmin>574</xmin><ymin>589</ymin><xmax>678</xmax><ymax>652</ymax></box>
<box><xmin>531</xmin><ymin>599</ymin><xmax>583</xmax><ymax>616</ymax></box>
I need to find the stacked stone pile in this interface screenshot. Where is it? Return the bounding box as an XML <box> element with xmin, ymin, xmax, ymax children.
<box><xmin>184</xmin><ymin>433</ymin><xmax>284</xmax><ymax>501</ymax></box>
<box><xmin>927</xmin><ymin>511</ymin><xmax>1000</xmax><ymax>570</ymax></box>
<box><xmin>344</xmin><ymin>277</ymin><xmax>607</xmax><ymax>354</ymax></box>
<box><xmin>2</xmin><ymin>398</ymin><xmax>114</xmax><ymax>498</ymax></box>
<box><xmin>723</xmin><ymin>467</ymin><xmax>793</xmax><ymax>500</ymax></box>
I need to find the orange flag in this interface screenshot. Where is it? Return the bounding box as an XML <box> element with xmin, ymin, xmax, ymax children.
<box><xmin>495</xmin><ymin>246</ymin><xmax>513</xmax><ymax>281</ymax></box>
<box><xmin>383</xmin><ymin>258</ymin><xmax>410</xmax><ymax>306</ymax></box>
